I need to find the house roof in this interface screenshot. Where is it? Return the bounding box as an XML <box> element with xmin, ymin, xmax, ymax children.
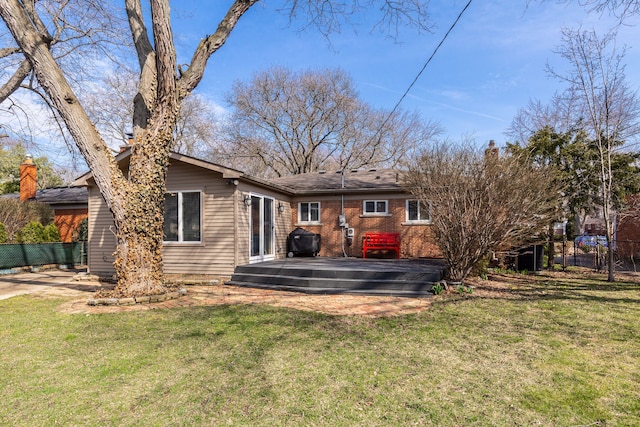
<box><xmin>1</xmin><ymin>186</ymin><xmax>88</xmax><ymax>207</ymax></box>
<box><xmin>72</xmin><ymin>149</ymin><xmax>408</xmax><ymax>196</ymax></box>
<box><xmin>271</xmin><ymin>168</ymin><xmax>407</xmax><ymax>195</ymax></box>
<box><xmin>72</xmin><ymin>150</ymin><xmax>296</xmax><ymax>195</ymax></box>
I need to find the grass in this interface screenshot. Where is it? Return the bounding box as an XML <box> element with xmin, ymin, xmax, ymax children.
<box><xmin>1</xmin><ymin>271</ymin><xmax>639</xmax><ymax>426</ymax></box>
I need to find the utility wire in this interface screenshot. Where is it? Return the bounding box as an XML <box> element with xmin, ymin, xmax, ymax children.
<box><xmin>374</xmin><ymin>0</ymin><xmax>474</xmax><ymax>136</ymax></box>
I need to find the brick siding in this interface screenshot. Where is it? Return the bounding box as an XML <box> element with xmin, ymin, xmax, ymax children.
<box><xmin>617</xmin><ymin>195</ymin><xmax>640</xmax><ymax>257</ymax></box>
<box><xmin>291</xmin><ymin>197</ymin><xmax>440</xmax><ymax>258</ymax></box>
<box><xmin>54</xmin><ymin>208</ymin><xmax>88</xmax><ymax>242</ymax></box>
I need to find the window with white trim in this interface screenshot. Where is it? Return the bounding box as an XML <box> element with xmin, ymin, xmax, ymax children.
<box><xmin>406</xmin><ymin>199</ymin><xmax>431</xmax><ymax>223</ymax></box>
<box><xmin>363</xmin><ymin>200</ymin><xmax>388</xmax><ymax>215</ymax></box>
<box><xmin>164</xmin><ymin>191</ymin><xmax>201</xmax><ymax>242</ymax></box>
<box><xmin>299</xmin><ymin>202</ymin><xmax>320</xmax><ymax>223</ymax></box>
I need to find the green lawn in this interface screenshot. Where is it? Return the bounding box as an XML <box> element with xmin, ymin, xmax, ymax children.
<box><xmin>1</xmin><ymin>271</ymin><xmax>639</xmax><ymax>426</ymax></box>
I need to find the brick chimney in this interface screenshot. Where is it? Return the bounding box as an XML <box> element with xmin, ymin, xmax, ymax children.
<box><xmin>120</xmin><ymin>133</ymin><xmax>133</xmax><ymax>153</ymax></box>
<box><xmin>19</xmin><ymin>154</ymin><xmax>37</xmax><ymax>201</ymax></box>
<box><xmin>484</xmin><ymin>140</ymin><xmax>499</xmax><ymax>161</ymax></box>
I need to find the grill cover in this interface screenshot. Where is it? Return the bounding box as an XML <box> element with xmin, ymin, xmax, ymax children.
<box><xmin>287</xmin><ymin>227</ymin><xmax>321</xmax><ymax>257</ymax></box>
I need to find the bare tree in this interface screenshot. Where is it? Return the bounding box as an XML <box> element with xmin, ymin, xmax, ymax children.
<box><xmin>0</xmin><ymin>0</ymin><xmax>434</xmax><ymax>297</ymax></box>
<box><xmin>84</xmin><ymin>66</ymin><xmax>221</xmax><ymax>156</ymax></box>
<box><xmin>549</xmin><ymin>27</ymin><xmax>640</xmax><ymax>281</ymax></box>
<box><xmin>0</xmin><ymin>199</ymin><xmax>53</xmax><ymax>241</ymax></box>
<box><xmin>220</xmin><ymin>66</ymin><xmax>441</xmax><ymax>177</ymax></box>
<box><xmin>532</xmin><ymin>0</ymin><xmax>640</xmax><ymax>20</ymax></box>
<box><xmin>506</xmin><ymin>95</ymin><xmax>577</xmax><ymax>145</ymax></box>
<box><xmin>405</xmin><ymin>141</ymin><xmax>556</xmax><ymax>283</ymax></box>
<box><xmin>0</xmin><ymin>1</ymin><xmax>129</xmax><ymax>146</ymax></box>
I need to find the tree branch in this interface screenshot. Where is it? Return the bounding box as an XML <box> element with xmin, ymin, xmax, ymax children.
<box><xmin>178</xmin><ymin>0</ymin><xmax>258</xmax><ymax>96</ymax></box>
<box><xmin>0</xmin><ymin>59</ymin><xmax>31</xmax><ymax>103</ymax></box>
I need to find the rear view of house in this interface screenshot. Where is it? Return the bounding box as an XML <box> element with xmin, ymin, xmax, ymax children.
<box><xmin>75</xmin><ymin>151</ymin><xmax>440</xmax><ymax>278</ymax></box>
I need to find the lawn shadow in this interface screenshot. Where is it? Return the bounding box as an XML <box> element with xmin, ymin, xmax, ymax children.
<box><xmin>459</xmin><ymin>269</ymin><xmax>640</xmax><ymax>307</ymax></box>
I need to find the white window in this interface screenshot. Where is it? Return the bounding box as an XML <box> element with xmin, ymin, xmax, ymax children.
<box><xmin>164</xmin><ymin>191</ymin><xmax>201</xmax><ymax>242</ymax></box>
<box><xmin>299</xmin><ymin>202</ymin><xmax>320</xmax><ymax>223</ymax></box>
<box><xmin>406</xmin><ymin>199</ymin><xmax>431</xmax><ymax>223</ymax></box>
<box><xmin>363</xmin><ymin>200</ymin><xmax>388</xmax><ymax>215</ymax></box>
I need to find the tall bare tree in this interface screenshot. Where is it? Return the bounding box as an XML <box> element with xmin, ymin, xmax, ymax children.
<box><xmin>0</xmin><ymin>1</ymin><xmax>129</xmax><ymax>147</ymax></box>
<box><xmin>405</xmin><ymin>141</ymin><xmax>556</xmax><ymax>283</ymax></box>
<box><xmin>506</xmin><ymin>96</ymin><xmax>577</xmax><ymax>145</ymax></box>
<box><xmin>533</xmin><ymin>0</ymin><xmax>640</xmax><ymax>20</ymax></box>
<box><xmin>0</xmin><ymin>0</ymin><xmax>434</xmax><ymax>297</ymax></box>
<box><xmin>549</xmin><ymin>27</ymin><xmax>640</xmax><ymax>281</ymax></box>
<box><xmin>219</xmin><ymin>66</ymin><xmax>441</xmax><ymax>178</ymax></box>
<box><xmin>84</xmin><ymin>66</ymin><xmax>221</xmax><ymax>156</ymax></box>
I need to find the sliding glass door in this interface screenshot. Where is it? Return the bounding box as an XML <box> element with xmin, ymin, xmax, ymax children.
<box><xmin>250</xmin><ymin>194</ymin><xmax>274</xmax><ymax>262</ymax></box>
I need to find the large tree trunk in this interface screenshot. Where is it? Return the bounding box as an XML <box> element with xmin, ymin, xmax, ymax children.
<box><xmin>111</xmin><ymin>128</ymin><xmax>174</xmax><ymax>297</ymax></box>
<box><xmin>1</xmin><ymin>0</ymin><xmax>176</xmax><ymax>297</ymax></box>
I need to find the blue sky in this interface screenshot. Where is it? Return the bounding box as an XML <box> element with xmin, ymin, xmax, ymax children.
<box><xmin>2</xmin><ymin>0</ymin><xmax>638</xmax><ymax>174</ymax></box>
<box><xmin>172</xmin><ymin>0</ymin><xmax>640</xmax><ymax>147</ymax></box>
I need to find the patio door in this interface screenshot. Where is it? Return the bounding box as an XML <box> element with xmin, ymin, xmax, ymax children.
<box><xmin>249</xmin><ymin>194</ymin><xmax>275</xmax><ymax>263</ymax></box>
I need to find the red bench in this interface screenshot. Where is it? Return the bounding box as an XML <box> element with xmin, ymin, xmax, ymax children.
<box><xmin>362</xmin><ymin>232</ymin><xmax>401</xmax><ymax>259</ymax></box>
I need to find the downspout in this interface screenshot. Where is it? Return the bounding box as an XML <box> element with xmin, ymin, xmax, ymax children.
<box><xmin>232</xmin><ymin>184</ymin><xmax>238</xmax><ymax>267</ymax></box>
<box><xmin>341</xmin><ymin>170</ymin><xmax>347</xmax><ymax>257</ymax></box>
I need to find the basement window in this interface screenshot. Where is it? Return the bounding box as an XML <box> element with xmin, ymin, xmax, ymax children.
<box><xmin>164</xmin><ymin>191</ymin><xmax>201</xmax><ymax>242</ymax></box>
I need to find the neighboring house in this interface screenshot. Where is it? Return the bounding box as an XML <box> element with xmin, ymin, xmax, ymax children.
<box><xmin>74</xmin><ymin>150</ymin><xmax>440</xmax><ymax>278</ymax></box>
<box><xmin>582</xmin><ymin>213</ymin><xmax>606</xmax><ymax>236</ymax></box>
<box><xmin>615</xmin><ymin>194</ymin><xmax>640</xmax><ymax>258</ymax></box>
<box><xmin>1</xmin><ymin>156</ymin><xmax>88</xmax><ymax>242</ymax></box>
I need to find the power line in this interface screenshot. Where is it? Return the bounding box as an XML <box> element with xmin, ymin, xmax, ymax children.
<box><xmin>374</xmin><ymin>0</ymin><xmax>474</xmax><ymax>136</ymax></box>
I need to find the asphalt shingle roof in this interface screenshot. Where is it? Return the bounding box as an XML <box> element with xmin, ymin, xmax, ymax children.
<box><xmin>1</xmin><ymin>186</ymin><xmax>88</xmax><ymax>206</ymax></box>
<box><xmin>271</xmin><ymin>168</ymin><xmax>406</xmax><ymax>194</ymax></box>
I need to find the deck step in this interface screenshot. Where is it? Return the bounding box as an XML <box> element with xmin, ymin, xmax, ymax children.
<box><xmin>227</xmin><ymin>258</ymin><xmax>445</xmax><ymax>297</ymax></box>
<box><xmin>226</xmin><ymin>280</ymin><xmax>435</xmax><ymax>297</ymax></box>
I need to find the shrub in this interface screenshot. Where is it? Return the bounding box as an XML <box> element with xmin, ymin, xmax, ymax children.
<box><xmin>15</xmin><ymin>221</ymin><xmax>61</xmax><ymax>243</ymax></box>
<box><xmin>43</xmin><ymin>223</ymin><xmax>61</xmax><ymax>242</ymax></box>
<box><xmin>72</xmin><ymin>218</ymin><xmax>88</xmax><ymax>242</ymax></box>
<box><xmin>0</xmin><ymin>222</ymin><xmax>7</xmax><ymax>243</ymax></box>
<box><xmin>470</xmin><ymin>255</ymin><xmax>490</xmax><ymax>278</ymax></box>
<box><xmin>0</xmin><ymin>199</ymin><xmax>53</xmax><ymax>242</ymax></box>
<box><xmin>17</xmin><ymin>221</ymin><xmax>46</xmax><ymax>243</ymax></box>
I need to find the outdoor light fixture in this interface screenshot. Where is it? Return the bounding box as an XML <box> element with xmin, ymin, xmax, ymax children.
<box><xmin>243</xmin><ymin>195</ymin><xmax>252</xmax><ymax>206</ymax></box>
<box><xmin>227</xmin><ymin>179</ymin><xmax>239</xmax><ymax>186</ymax></box>
<box><xmin>278</xmin><ymin>202</ymin><xmax>285</xmax><ymax>213</ymax></box>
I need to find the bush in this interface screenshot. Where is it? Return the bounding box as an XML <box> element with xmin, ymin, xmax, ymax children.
<box><xmin>43</xmin><ymin>223</ymin><xmax>61</xmax><ymax>242</ymax></box>
<box><xmin>0</xmin><ymin>199</ymin><xmax>53</xmax><ymax>242</ymax></box>
<box><xmin>72</xmin><ymin>218</ymin><xmax>88</xmax><ymax>242</ymax></box>
<box><xmin>470</xmin><ymin>255</ymin><xmax>490</xmax><ymax>278</ymax></box>
<box><xmin>16</xmin><ymin>221</ymin><xmax>60</xmax><ymax>243</ymax></box>
<box><xmin>17</xmin><ymin>221</ymin><xmax>46</xmax><ymax>243</ymax></box>
<box><xmin>0</xmin><ymin>222</ymin><xmax>7</xmax><ymax>243</ymax></box>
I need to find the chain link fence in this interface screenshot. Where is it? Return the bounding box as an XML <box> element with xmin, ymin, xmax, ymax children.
<box><xmin>552</xmin><ymin>239</ymin><xmax>640</xmax><ymax>273</ymax></box>
<box><xmin>0</xmin><ymin>242</ymin><xmax>87</xmax><ymax>270</ymax></box>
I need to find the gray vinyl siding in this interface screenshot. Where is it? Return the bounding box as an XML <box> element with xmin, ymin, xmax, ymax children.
<box><xmin>235</xmin><ymin>191</ymin><xmax>250</xmax><ymax>263</ymax></box>
<box><xmin>162</xmin><ymin>161</ymin><xmax>237</xmax><ymax>275</ymax></box>
<box><xmin>87</xmin><ymin>186</ymin><xmax>117</xmax><ymax>277</ymax></box>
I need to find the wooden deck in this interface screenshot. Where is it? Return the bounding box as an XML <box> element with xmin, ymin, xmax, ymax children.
<box><xmin>227</xmin><ymin>257</ymin><xmax>446</xmax><ymax>297</ymax></box>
